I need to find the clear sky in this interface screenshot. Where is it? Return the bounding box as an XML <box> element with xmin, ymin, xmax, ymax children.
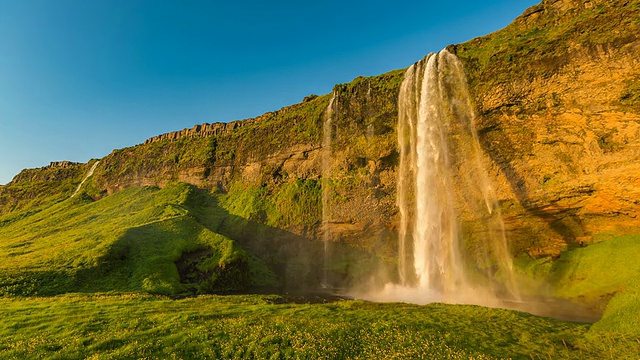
<box><xmin>0</xmin><ymin>0</ymin><xmax>539</xmax><ymax>185</ymax></box>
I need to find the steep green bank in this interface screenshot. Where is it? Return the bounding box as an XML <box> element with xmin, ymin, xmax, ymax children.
<box><xmin>514</xmin><ymin>232</ymin><xmax>640</xmax><ymax>335</ymax></box>
<box><xmin>0</xmin><ymin>183</ymin><xmax>252</xmax><ymax>296</ymax></box>
<box><xmin>0</xmin><ymin>181</ymin><xmax>388</xmax><ymax>296</ymax></box>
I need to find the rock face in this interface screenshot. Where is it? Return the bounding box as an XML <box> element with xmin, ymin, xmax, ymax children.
<box><xmin>1</xmin><ymin>0</ymin><xmax>639</xmax><ymax>262</ymax></box>
<box><xmin>143</xmin><ymin>120</ymin><xmax>252</xmax><ymax>145</ymax></box>
<box><xmin>454</xmin><ymin>0</ymin><xmax>640</xmax><ymax>255</ymax></box>
<box><xmin>0</xmin><ymin>161</ymin><xmax>88</xmax><ymax>216</ymax></box>
<box><xmin>83</xmin><ymin>70</ymin><xmax>404</xmax><ymax>256</ymax></box>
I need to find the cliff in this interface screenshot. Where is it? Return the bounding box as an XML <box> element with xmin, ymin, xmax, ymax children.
<box><xmin>73</xmin><ymin>69</ymin><xmax>404</xmax><ymax>259</ymax></box>
<box><xmin>0</xmin><ymin>161</ymin><xmax>89</xmax><ymax>216</ymax></box>
<box><xmin>1</xmin><ymin>0</ymin><xmax>639</xmax><ymax>262</ymax></box>
<box><xmin>142</xmin><ymin>120</ymin><xmax>252</xmax><ymax>145</ymax></box>
<box><xmin>455</xmin><ymin>0</ymin><xmax>640</xmax><ymax>255</ymax></box>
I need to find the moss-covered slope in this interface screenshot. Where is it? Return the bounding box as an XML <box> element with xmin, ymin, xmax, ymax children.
<box><xmin>0</xmin><ymin>183</ymin><xmax>253</xmax><ymax>296</ymax></box>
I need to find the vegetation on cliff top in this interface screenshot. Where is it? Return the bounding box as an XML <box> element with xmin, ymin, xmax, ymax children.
<box><xmin>0</xmin><ymin>161</ymin><xmax>89</xmax><ymax>217</ymax></box>
<box><xmin>456</xmin><ymin>0</ymin><xmax>640</xmax><ymax>114</ymax></box>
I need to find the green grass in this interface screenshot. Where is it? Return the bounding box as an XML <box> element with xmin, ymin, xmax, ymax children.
<box><xmin>515</xmin><ymin>233</ymin><xmax>640</xmax><ymax>337</ymax></box>
<box><xmin>549</xmin><ymin>235</ymin><xmax>640</xmax><ymax>298</ymax></box>
<box><xmin>591</xmin><ymin>276</ymin><xmax>640</xmax><ymax>337</ymax></box>
<box><xmin>515</xmin><ymin>234</ymin><xmax>640</xmax><ymax>298</ymax></box>
<box><xmin>1</xmin><ymin>293</ymin><xmax>637</xmax><ymax>360</ymax></box>
<box><xmin>0</xmin><ymin>183</ymin><xmax>250</xmax><ymax>296</ymax></box>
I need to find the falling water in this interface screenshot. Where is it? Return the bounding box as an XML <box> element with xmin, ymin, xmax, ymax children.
<box><xmin>321</xmin><ymin>92</ymin><xmax>336</xmax><ymax>288</ymax></box>
<box><xmin>71</xmin><ymin>160</ymin><xmax>100</xmax><ymax>198</ymax></box>
<box><xmin>367</xmin><ymin>50</ymin><xmax>518</xmax><ymax>305</ymax></box>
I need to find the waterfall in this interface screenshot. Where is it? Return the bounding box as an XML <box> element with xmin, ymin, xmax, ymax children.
<box><xmin>71</xmin><ymin>160</ymin><xmax>100</xmax><ymax>198</ymax></box>
<box><xmin>368</xmin><ymin>49</ymin><xmax>518</xmax><ymax>305</ymax></box>
<box><xmin>413</xmin><ymin>52</ymin><xmax>464</xmax><ymax>293</ymax></box>
<box><xmin>321</xmin><ymin>92</ymin><xmax>336</xmax><ymax>288</ymax></box>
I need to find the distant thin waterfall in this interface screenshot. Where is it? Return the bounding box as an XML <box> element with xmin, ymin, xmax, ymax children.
<box><xmin>71</xmin><ymin>161</ymin><xmax>100</xmax><ymax>198</ymax></box>
<box><xmin>321</xmin><ymin>91</ymin><xmax>336</xmax><ymax>287</ymax></box>
<box><xmin>372</xmin><ymin>49</ymin><xmax>518</xmax><ymax>304</ymax></box>
<box><xmin>397</xmin><ymin>63</ymin><xmax>419</xmax><ymax>286</ymax></box>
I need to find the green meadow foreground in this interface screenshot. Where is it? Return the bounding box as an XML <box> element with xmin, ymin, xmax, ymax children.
<box><xmin>1</xmin><ymin>183</ymin><xmax>640</xmax><ymax>358</ymax></box>
<box><xmin>0</xmin><ymin>293</ymin><xmax>638</xmax><ymax>360</ymax></box>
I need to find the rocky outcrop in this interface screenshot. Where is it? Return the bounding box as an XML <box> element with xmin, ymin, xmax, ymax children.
<box><xmin>454</xmin><ymin>0</ymin><xmax>640</xmax><ymax>255</ymax></box>
<box><xmin>143</xmin><ymin>120</ymin><xmax>253</xmax><ymax>145</ymax></box>
<box><xmin>0</xmin><ymin>161</ymin><xmax>89</xmax><ymax>216</ymax></box>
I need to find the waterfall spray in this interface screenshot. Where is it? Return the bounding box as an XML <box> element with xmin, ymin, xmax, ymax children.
<box><xmin>366</xmin><ymin>49</ymin><xmax>518</xmax><ymax>305</ymax></box>
<box><xmin>321</xmin><ymin>92</ymin><xmax>336</xmax><ymax>288</ymax></box>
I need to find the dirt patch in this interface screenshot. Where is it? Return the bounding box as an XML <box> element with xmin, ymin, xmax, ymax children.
<box><xmin>175</xmin><ymin>248</ymin><xmax>214</xmax><ymax>283</ymax></box>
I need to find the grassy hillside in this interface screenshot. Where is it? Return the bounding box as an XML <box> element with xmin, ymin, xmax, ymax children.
<box><xmin>0</xmin><ymin>183</ymin><xmax>253</xmax><ymax>296</ymax></box>
<box><xmin>1</xmin><ymin>183</ymin><xmax>638</xmax><ymax>357</ymax></box>
<box><xmin>514</xmin><ymin>233</ymin><xmax>640</xmax><ymax>336</ymax></box>
<box><xmin>1</xmin><ymin>294</ymin><xmax>638</xmax><ymax>359</ymax></box>
<box><xmin>0</xmin><ymin>161</ymin><xmax>90</xmax><ymax>217</ymax></box>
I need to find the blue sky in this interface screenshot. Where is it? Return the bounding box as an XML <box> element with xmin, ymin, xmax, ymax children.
<box><xmin>0</xmin><ymin>0</ymin><xmax>538</xmax><ymax>185</ymax></box>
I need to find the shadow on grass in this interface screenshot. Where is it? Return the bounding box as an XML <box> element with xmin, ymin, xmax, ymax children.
<box><xmin>73</xmin><ymin>205</ymin><xmax>326</xmax><ymax>294</ymax></box>
<box><xmin>182</xmin><ymin>188</ymin><xmax>389</xmax><ymax>293</ymax></box>
<box><xmin>1</xmin><ymin>185</ymin><xmax>386</xmax><ymax>297</ymax></box>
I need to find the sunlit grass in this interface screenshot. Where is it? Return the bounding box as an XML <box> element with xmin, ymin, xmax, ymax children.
<box><xmin>515</xmin><ymin>233</ymin><xmax>640</xmax><ymax>338</ymax></box>
<box><xmin>591</xmin><ymin>276</ymin><xmax>640</xmax><ymax>338</ymax></box>
<box><xmin>1</xmin><ymin>293</ymin><xmax>637</xmax><ymax>359</ymax></box>
<box><xmin>550</xmin><ymin>234</ymin><xmax>640</xmax><ymax>299</ymax></box>
<box><xmin>0</xmin><ymin>183</ymin><xmax>250</xmax><ymax>296</ymax></box>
